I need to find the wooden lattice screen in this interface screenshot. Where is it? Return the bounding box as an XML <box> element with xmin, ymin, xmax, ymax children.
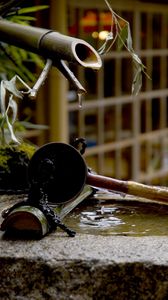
<box><xmin>67</xmin><ymin>0</ymin><xmax>168</xmax><ymax>185</ymax></box>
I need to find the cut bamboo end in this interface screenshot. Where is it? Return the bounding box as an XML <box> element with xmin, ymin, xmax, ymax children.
<box><xmin>1</xmin><ymin>206</ymin><xmax>49</xmax><ymax>237</ymax></box>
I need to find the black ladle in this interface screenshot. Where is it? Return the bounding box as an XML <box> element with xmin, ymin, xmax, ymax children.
<box><xmin>28</xmin><ymin>142</ymin><xmax>168</xmax><ymax>204</ymax></box>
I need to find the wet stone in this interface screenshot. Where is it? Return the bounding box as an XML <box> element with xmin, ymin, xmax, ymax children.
<box><xmin>1</xmin><ymin>194</ymin><xmax>168</xmax><ymax>299</ymax></box>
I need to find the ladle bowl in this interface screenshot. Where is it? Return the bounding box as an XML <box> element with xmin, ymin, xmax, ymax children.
<box><xmin>28</xmin><ymin>142</ymin><xmax>87</xmax><ymax>204</ymax></box>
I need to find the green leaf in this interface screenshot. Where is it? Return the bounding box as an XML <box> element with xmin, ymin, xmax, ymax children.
<box><xmin>132</xmin><ymin>64</ymin><xmax>142</xmax><ymax>96</ymax></box>
<box><xmin>28</xmin><ymin>52</ymin><xmax>44</xmax><ymax>69</ymax></box>
<box><xmin>16</xmin><ymin>63</ymin><xmax>36</xmax><ymax>82</ymax></box>
<box><xmin>126</xmin><ymin>24</ymin><xmax>133</xmax><ymax>50</ymax></box>
<box><xmin>17</xmin><ymin>48</ymin><xmax>28</xmax><ymax>61</ymax></box>
<box><xmin>9</xmin><ymin>46</ymin><xmax>22</xmax><ymax>65</ymax></box>
<box><xmin>117</xmin><ymin>25</ymin><xmax>128</xmax><ymax>51</ymax></box>
<box><xmin>17</xmin><ymin>5</ymin><xmax>49</xmax><ymax>15</ymax></box>
<box><xmin>9</xmin><ymin>15</ymin><xmax>36</xmax><ymax>22</ymax></box>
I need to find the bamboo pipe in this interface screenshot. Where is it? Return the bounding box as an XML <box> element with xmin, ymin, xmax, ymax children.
<box><xmin>0</xmin><ymin>19</ymin><xmax>102</xmax><ymax>92</ymax></box>
<box><xmin>0</xmin><ymin>19</ymin><xmax>102</xmax><ymax>70</ymax></box>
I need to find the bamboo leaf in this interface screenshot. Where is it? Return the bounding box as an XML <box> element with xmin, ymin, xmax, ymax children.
<box><xmin>0</xmin><ymin>3</ymin><xmax>48</xmax><ymax>88</ymax></box>
<box><xmin>28</xmin><ymin>52</ymin><xmax>44</xmax><ymax>69</ymax></box>
<box><xmin>8</xmin><ymin>95</ymin><xmax>18</xmax><ymax>124</ymax></box>
<box><xmin>117</xmin><ymin>25</ymin><xmax>128</xmax><ymax>51</ymax></box>
<box><xmin>4</xmin><ymin>112</ymin><xmax>19</xmax><ymax>143</ymax></box>
<box><xmin>0</xmin><ymin>75</ymin><xmax>33</xmax><ymax>144</ymax></box>
<box><xmin>17</xmin><ymin>5</ymin><xmax>49</xmax><ymax>15</ymax></box>
<box><xmin>3</xmin><ymin>44</ymin><xmax>44</xmax><ymax>82</ymax></box>
<box><xmin>17</xmin><ymin>48</ymin><xmax>28</xmax><ymax>61</ymax></box>
<box><xmin>126</xmin><ymin>24</ymin><xmax>133</xmax><ymax>50</ymax></box>
<box><xmin>9</xmin><ymin>46</ymin><xmax>22</xmax><ymax>65</ymax></box>
<box><xmin>132</xmin><ymin>65</ymin><xmax>142</xmax><ymax>96</ymax></box>
<box><xmin>131</xmin><ymin>52</ymin><xmax>143</xmax><ymax>65</ymax></box>
<box><xmin>8</xmin><ymin>15</ymin><xmax>36</xmax><ymax>22</ymax></box>
<box><xmin>103</xmin><ymin>0</ymin><xmax>150</xmax><ymax>95</ymax></box>
<box><xmin>16</xmin><ymin>62</ymin><xmax>37</xmax><ymax>82</ymax></box>
<box><xmin>1</xmin><ymin>79</ymin><xmax>21</xmax><ymax>101</ymax></box>
<box><xmin>0</xmin><ymin>81</ymin><xmax>19</xmax><ymax>143</ymax></box>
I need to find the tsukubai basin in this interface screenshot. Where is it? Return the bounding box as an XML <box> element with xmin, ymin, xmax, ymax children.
<box><xmin>1</xmin><ymin>193</ymin><xmax>168</xmax><ymax>299</ymax></box>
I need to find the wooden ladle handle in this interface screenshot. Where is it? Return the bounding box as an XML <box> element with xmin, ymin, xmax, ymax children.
<box><xmin>87</xmin><ymin>172</ymin><xmax>168</xmax><ymax>203</ymax></box>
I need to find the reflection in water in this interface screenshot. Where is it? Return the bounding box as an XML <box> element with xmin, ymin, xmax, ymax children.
<box><xmin>80</xmin><ymin>207</ymin><xmax>124</xmax><ymax>228</ymax></box>
<box><xmin>64</xmin><ymin>201</ymin><xmax>168</xmax><ymax>236</ymax></box>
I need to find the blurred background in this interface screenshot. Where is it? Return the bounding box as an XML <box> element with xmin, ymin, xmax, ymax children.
<box><xmin>1</xmin><ymin>0</ymin><xmax>168</xmax><ymax>185</ymax></box>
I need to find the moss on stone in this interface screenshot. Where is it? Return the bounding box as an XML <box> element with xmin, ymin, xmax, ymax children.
<box><xmin>16</xmin><ymin>143</ymin><xmax>37</xmax><ymax>160</ymax></box>
<box><xmin>0</xmin><ymin>148</ymin><xmax>11</xmax><ymax>171</ymax></box>
<box><xmin>0</xmin><ymin>143</ymin><xmax>36</xmax><ymax>169</ymax></box>
<box><xmin>0</xmin><ymin>142</ymin><xmax>37</xmax><ymax>192</ymax></box>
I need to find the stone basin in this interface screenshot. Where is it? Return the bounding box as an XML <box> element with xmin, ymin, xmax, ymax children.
<box><xmin>1</xmin><ymin>194</ymin><xmax>168</xmax><ymax>299</ymax></box>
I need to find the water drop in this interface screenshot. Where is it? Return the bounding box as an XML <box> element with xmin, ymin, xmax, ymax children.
<box><xmin>78</xmin><ymin>92</ymin><xmax>83</xmax><ymax>108</ymax></box>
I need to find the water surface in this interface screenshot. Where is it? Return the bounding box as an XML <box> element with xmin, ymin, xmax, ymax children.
<box><xmin>64</xmin><ymin>199</ymin><xmax>168</xmax><ymax>236</ymax></box>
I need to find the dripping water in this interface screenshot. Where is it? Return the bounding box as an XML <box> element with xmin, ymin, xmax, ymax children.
<box><xmin>78</xmin><ymin>92</ymin><xmax>83</xmax><ymax>108</ymax></box>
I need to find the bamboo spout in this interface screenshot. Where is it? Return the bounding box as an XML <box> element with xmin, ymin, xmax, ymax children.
<box><xmin>0</xmin><ymin>18</ymin><xmax>102</xmax><ymax>93</ymax></box>
<box><xmin>0</xmin><ymin>19</ymin><xmax>102</xmax><ymax>70</ymax></box>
